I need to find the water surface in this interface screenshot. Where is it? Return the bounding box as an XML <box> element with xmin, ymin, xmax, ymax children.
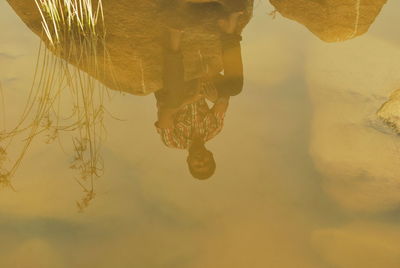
<box><xmin>1</xmin><ymin>1</ymin><xmax>400</xmax><ymax>267</ymax></box>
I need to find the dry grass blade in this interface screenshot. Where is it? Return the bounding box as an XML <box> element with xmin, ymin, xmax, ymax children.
<box><xmin>34</xmin><ymin>0</ymin><xmax>105</xmax><ymax>47</ymax></box>
<box><xmin>1</xmin><ymin>0</ymin><xmax>114</xmax><ymax>211</ymax></box>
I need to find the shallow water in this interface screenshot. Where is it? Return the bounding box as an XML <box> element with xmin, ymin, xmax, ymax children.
<box><xmin>1</xmin><ymin>1</ymin><xmax>400</xmax><ymax>267</ymax></box>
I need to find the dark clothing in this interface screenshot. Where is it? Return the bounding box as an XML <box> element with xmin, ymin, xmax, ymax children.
<box><xmin>215</xmin><ymin>33</ymin><xmax>244</xmax><ymax>97</ymax></box>
<box><xmin>156</xmin><ymin>32</ymin><xmax>244</xmax><ymax>108</ymax></box>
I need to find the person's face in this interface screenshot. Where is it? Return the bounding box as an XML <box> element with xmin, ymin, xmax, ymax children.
<box><xmin>187</xmin><ymin>150</ymin><xmax>213</xmax><ymax>173</ymax></box>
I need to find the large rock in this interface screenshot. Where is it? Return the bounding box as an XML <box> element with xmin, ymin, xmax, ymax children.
<box><xmin>6</xmin><ymin>0</ymin><xmax>253</xmax><ymax>95</ymax></box>
<box><xmin>270</xmin><ymin>0</ymin><xmax>387</xmax><ymax>42</ymax></box>
<box><xmin>306</xmin><ymin>36</ymin><xmax>400</xmax><ymax>212</ymax></box>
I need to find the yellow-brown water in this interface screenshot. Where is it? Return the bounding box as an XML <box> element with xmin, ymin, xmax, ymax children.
<box><xmin>1</xmin><ymin>1</ymin><xmax>400</xmax><ymax>267</ymax></box>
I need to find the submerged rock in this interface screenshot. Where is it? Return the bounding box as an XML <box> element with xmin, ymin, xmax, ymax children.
<box><xmin>306</xmin><ymin>36</ymin><xmax>400</xmax><ymax>212</ymax></box>
<box><xmin>270</xmin><ymin>0</ymin><xmax>387</xmax><ymax>42</ymax></box>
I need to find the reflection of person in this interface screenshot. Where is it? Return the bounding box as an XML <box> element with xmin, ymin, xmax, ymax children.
<box><xmin>155</xmin><ymin>2</ymin><xmax>246</xmax><ymax>179</ymax></box>
<box><xmin>156</xmin><ymin>97</ymin><xmax>227</xmax><ymax>179</ymax></box>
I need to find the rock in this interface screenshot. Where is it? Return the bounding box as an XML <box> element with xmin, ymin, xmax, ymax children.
<box><xmin>6</xmin><ymin>0</ymin><xmax>253</xmax><ymax>95</ymax></box>
<box><xmin>306</xmin><ymin>36</ymin><xmax>400</xmax><ymax>212</ymax></box>
<box><xmin>377</xmin><ymin>88</ymin><xmax>400</xmax><ymax>134</ymax></box>
<box><xmin>270</xmin><ymin>0</ymin><xmax>387</xmax><ymax>42</ymax></box>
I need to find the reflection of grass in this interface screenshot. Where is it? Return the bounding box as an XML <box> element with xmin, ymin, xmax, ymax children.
<box><xmin>0</xmin><ymin>1</ymin><xmax>115</xmax><ymax>211</ymax></box>
<box><xmin>34</xmin><ymin>0</ymin><xmax>104</xmax><ymax>47</ymax></box>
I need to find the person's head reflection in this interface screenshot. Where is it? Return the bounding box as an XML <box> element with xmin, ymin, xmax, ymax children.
<box><xmin>155</xmin><ymin>95</ymin><xmax>228</xmax><ymax>180</ymax></box>
<box><xmin>187</xmin><ymin>138</ymin><xmax>216</xmax><ymax>180</ymax></box>
<box><xmin>155</xmin><ymin>0</ymin><xmax>248</xmax><ymax>179</ymax></box>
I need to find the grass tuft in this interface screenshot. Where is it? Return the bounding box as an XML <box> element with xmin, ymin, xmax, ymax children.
<box><xmin>0</xmin><ymin>1</ymin><xmax>116</xmax><ymax>210</ymax></box>
<box><xmin>34</xmin><ymin>0</ymin><xmax>105</xmax><ymax>47</ymax></box>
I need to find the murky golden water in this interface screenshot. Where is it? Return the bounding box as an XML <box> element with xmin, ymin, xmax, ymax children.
<box><xmin>1</xmin><ymin>1</ymin><xmax>400</xmax><ymax>267</ymax></box>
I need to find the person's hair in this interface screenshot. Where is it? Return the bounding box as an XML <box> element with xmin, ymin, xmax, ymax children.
<box><xmin>187</xmin><ymin>152</ymin><xmax>216</xmax><ymax>180</ymax></box>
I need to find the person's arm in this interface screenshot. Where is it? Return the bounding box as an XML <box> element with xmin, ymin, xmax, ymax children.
<box><xmin>155</xmin><ymin>107</ymin><xmax>187</xmax><ymax>149</ymax></box>
<box><xmin>213</xmin><ymin>12</ymin><xmax>245</xmax><ymax>98</ymax></box>
<box><xmin>156</xmin><ymin>106</ymin><xmax>179</xmax><ymax>129</ymax></box>
<box><xmin>213</xmin><ymin>33</ymin><xmax>244</xmax><ymax>98</ymax></box>
<box><xmin>202</xmin><ymin>96</ymin><xmax>229</xmax><ymax>141</ymax></box>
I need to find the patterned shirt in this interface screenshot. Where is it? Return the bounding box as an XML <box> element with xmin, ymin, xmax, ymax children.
<box><xmin>156</xmin><ymin>98</ymin><xmax>225</xmax><ymax>149</ymax></box>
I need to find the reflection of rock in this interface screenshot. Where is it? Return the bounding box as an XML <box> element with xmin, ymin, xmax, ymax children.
<box><xmin>270</xmin><ymin>0</ymin><xmax>387</xmax><ymax>42</ymax></box>
<box><xmin>312</xmin><ymin>222</ymin><xmax>400</xmax><ymax>268</ymax></box>
<box><xmin>306</xmin><ymin>36</ymin><xmax>400</xmax><ymax>212</ymax></box>
<box><xmin>377</xmin><ymin>88</ymin><xmax>400</xmax><ymax>134</ymax></box>
<box><xmin>6</xmin><ymin>0</ymin><xmax>253</xmax><ymax>95</ymax></box>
